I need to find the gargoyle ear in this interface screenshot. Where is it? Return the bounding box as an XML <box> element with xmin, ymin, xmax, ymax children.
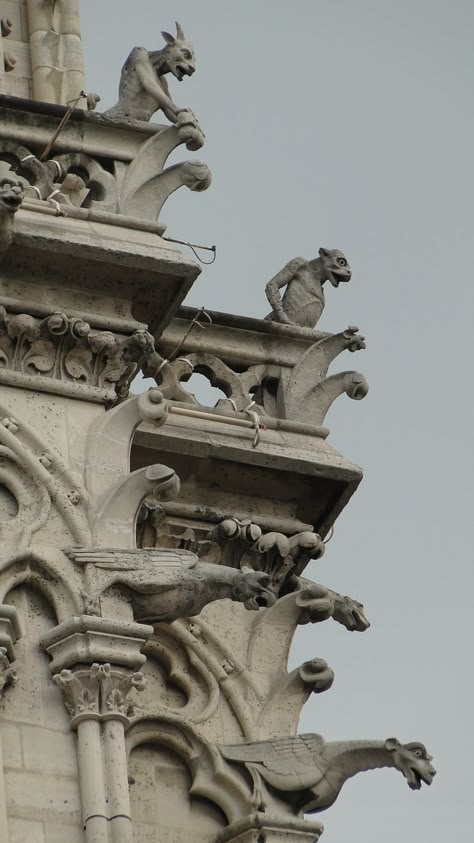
<box><xmin>318</xmin><ymin>247</ymin><xmax>330</xmax><ymax>258</ymax></box>
<box><xmin>175</xmin><ymin>21</ymin><xmax>185</xmax><ymax>40</ymax></box>
<box><xmin>161</xmin><ymin>30</ymin><xmax>176</xmax><ymax>45</ymax></box>
<box><xmin>385</xmin><ymin>738</ymin><xmax>400</xmax><ymax>752</ymax></box>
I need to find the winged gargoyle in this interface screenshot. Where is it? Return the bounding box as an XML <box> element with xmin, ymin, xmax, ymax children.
<box><xmin>69</xmin><ymin>547</ymin><xmax>276</xmax><ymax>622</ymax></box>
<box><xmin>219</xmin><ymin>733</ymin><xmax>436</xmax><ymax>813</ymax></box>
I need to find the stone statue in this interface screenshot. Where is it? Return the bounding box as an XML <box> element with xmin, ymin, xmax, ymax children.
<box><xmin>105</xmin><ymin>22</ymin><xmax>200</xmax><ymax>127</ymax></box>
<box><xmin>70</xmin><ymin>547</ymin><xmax>277</xmax><ymax>622</ymax></box>
<box><xmin>220</xmin><ymin>734</ymin><xmax>435</xmax><ymax>813</ymax></box>
<box><xmin>0</xmin><ymin>177</ymin><xmax>23</xmax><ymax>260</ymax></box>
<box><xmin>265</xmin><ymin>248</ymin><xmax>351</xmax><ymax>329</ymax></box>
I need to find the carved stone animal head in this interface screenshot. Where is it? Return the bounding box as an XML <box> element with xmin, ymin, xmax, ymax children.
<box><xmin>385</xmin><ymin>738</ymin><xmax>436</xmax><ymax>790</ymax></box>
<box><xmin>318</xmin><ymin>248</ymin><xmax>351</xmax><ymax>288</ymax></box>
<box><xmin>160</xmin><ymin>22</ymin><xmax>196</xmax><ymax>81</ymax></box>
<box><xmin>233</xmin><ymin>570</ymin><xmax>277</xmax><ymax>610</ymax></box>
<box><xmin>0</xmin><ymin>178</ymin><xmax>23</xmax><ymax>216</ymax></box>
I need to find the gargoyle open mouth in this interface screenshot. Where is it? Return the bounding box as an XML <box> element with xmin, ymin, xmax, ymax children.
<box><xmin>330</xmin><ymin>270</ymin><xmax>351</xmax><ymax>287</ymax></box>
<box><xmin>174</xmin><ymin>64</ymin><xmax>192</xmax><ymax>81</ymax></box>
<box><xmin>407</xmin><ymin>766</ymin><xmax>435</xmax><ymax>790</ymax></box>
<box><xmin>0</xmin><ymin>193</ymin><xmax>22</xmax><ymax>211</ymax></box>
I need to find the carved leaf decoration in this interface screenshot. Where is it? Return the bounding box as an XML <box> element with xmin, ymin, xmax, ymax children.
<box><xmin>65</xmin><ymin>346</ymin><xmax>93</xmax><ymax>382</ymax></box>
<box><xmin>105</xmin><ymin>688</ymin><xmax>126</xmax><ymax>713</ymax></box>
<box><xmin>77</xmin><ymin>688</ymin><xmax>97</xmax><ymax>713</ymax></box>
<box><xmin>23</xmin><ymin>338</ymin><xmax>56</xmax><ymax>374</ymax></box>
<box><xmin>0</xmin><ymin>336</ymin><xmax>12</xmax><ymax>367</ymax></box>
<box><xmin>99</xmin><ymin>351</ymin><xmax>127</xmax><ymax>386</ymax></box>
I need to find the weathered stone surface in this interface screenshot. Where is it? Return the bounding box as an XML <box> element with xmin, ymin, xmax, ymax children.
<box><xmin>220</xmin><ymin>735</ymin><xmax>436</xmax><ymax>813</ymax></box>
<box><xmin>0</xmin><ymin>10</ymin><xmax>435</xmax><ymax>843</ymax></box>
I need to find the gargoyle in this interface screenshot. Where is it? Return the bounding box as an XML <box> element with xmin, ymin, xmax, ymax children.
<box><xmin>0</xmin><ymin>178</ymin><xmax>23</xmax><ymax>261</ymax></box>
<box><xmin>220</xmin><ymin>734</ymin><xmax>435</xmax><ymax>813</ymax></box>
<box><xmin>265</xmin><ymin>248</ymin><xmax>351</xmax><ymax>330</ymax></box>
<box><xmin>69</xmin><ymin>547</ymin><xmax>276</xmax><ymax>623</ymax></box>
<box><xmin>105</xmin><ymin>21</ymin><xmax>203</xmax><ymax>143</ymax></box>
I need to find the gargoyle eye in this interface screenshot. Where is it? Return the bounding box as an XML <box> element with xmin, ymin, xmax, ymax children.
<box><xmin>182</xmin><ymin>49</ymin><xmax>192</xmax><ymax>60</ymax></box>
<box><xmin>337</xmin><ymin>258</ymin><xmax>347</xmax><ymax>266</ymax></box>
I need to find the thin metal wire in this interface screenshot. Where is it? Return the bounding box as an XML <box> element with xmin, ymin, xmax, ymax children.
<box><xmin>39</xmin><ymin>92</ymin><xmax>88</xmax><ymax>161</ymax></box>
<box><xmin>162</xmin><ymin>235</ymin><xmax>217</xmax><ymax>264</ymax></box>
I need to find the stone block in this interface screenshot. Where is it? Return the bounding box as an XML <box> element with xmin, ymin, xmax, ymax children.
<box><xmin>1</xmin><ymin>3</ymin><xmax>25</xmax><ymax>42</ymax></box>
<box><xmin>2</xmin><ymin>39</ymin><xmax>31</xmax><ymax>77</ymax></box>
<box><xmin>0</xmin><ymin>723</ymin><xmax>22</xmax><ymax>768</ymax></box>
<box><xmin>8</xmin><ymin>817</ymin><xmax>45</xmax><ymax>843</ymax></box>
<box><xmin>44</xmin><ymin>822</ymin><xmax>84</xmax><ymax>843</ymax></box>
<box><xmin>5</xmin><ymin>770</ymin><xmax>81</xmax><ymax>824</ymax></box>
<box><xmin>21</xmin><ymin>725</ymin><xmax>77</xmax><ymax>775</ymax></box>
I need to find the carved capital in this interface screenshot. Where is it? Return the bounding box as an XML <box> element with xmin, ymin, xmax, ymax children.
<box><xmin>53</xmin><ymin>662</ymin><xmax>146</xmax><ymax>727</ymax></box>
<box><xmin>0</xmin><ymin>305</ymin><xmax>155</xmax><ymax>403</ymax></box>
<box><xmin>0</xmin><ymin>646</ymin><xmax>17</xmax><ymax>699</ymax></box>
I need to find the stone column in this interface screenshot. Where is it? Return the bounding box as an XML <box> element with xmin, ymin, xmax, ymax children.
<box><xmin>26</xmin><ymin>0</ymin><xmax>86</xmax><ymax>104</ymax></box>
<box><xmin>41</xmin><ymin>616</ymin><xmax>153</xmax><ymax>843</ymax></box>
<box><xmin>0</xmin><ymin>605</ymin><xmax>22</xmax><ymax>843</ymax></box>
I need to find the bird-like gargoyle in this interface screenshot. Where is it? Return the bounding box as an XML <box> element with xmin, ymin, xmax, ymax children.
<box><xmin>265</xmin><ymin>248</ymin><xmax>351</xmax><ymax>330</ymax></box>
<box><xmin>220</xmin><ymin>733</ymin><xmax>435</xmax><ymax>813</ymax></box>
<box><xmin>70</xmin><ymin>547</ymin><xmax>276</xmax><ymax>623</ymax></box>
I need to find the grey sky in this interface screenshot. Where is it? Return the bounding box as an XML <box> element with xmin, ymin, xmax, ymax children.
<box><xmin>82</xmin><ymin>2</ymin><xmax>473</xmax><ymax>840</ymax></box>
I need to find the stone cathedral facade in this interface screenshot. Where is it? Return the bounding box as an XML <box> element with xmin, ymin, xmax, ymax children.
<box><xmin>0</xmin><ymin>4</ymin><xmax>435</xmax><ymax>842</ymax></box>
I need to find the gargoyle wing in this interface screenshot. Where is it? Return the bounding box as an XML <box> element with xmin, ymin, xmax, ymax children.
<box><xmin>220</xmin><ymin>733</ymin><xmax>326</xmax><ymax>790</ymax></box>
<box><xmin>68</xmin><ymin>547</ymin><xmax>199</xmax><ymax>570</ymax></box>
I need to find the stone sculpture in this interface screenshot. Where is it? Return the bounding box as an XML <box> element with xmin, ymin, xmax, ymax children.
<box><xmin>265</xmin><ymin>248</ymin><xmax>351</xmax><ymax>329</ymax></box>
<box><xmin>220</xmin><ymin>734</ymin><xmax>436</xmax><ymax>813</ymax></box>
<box><xmin>0</xmin><ymin>177</ymin><xmax>23</xmax><ymax>260</ymax></box>
<box><xmin>69</xmin><ymin>547</ymin><xmax>277</xmax><ymax>622</ymax></box>
<box><xmin>106</xmin><ymin>21</ymin><xmax>202</xmax><ymax>133</ymax></box>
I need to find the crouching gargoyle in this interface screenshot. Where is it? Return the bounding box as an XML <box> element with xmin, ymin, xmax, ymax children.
<box><xmin>105</xmin><ymin>21</ymin><xmax>204</xmax><ymax>148</ymax></box>
<box><xmin>0</xmin><ymin>178</ymin><xmax>23</xmax><ymax>262</ymax></box>
<box><xmin>219</xmin><ymin>733</ymin><xmax>436</xmax><ymax>813</ymax></box>
<box><xmin>265</xmin><ymin>248</ymin><xmax>351</xmax><ymax>330</ymax></box>
<box><xmin>69</xmin><ymin>547</ymin><xmax>276</xmax><ymax>623</ymax></box>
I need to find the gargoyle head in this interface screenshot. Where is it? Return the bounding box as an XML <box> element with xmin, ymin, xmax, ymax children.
<box><xmin>233</xmin><ymin>569</ymin><xmax>277</xmax><ymax>611</ymax></box>
<box><xmin>0</xmin><ymin>178</ymin><xmax>23</xmax><ymax>216</ymax></box>
<box><xmin>160</xmin><ymin>22</ymin><xmax>196</xmax><ymax>81</ymax></box>
<box><xmin>319</xmin><ymin>248</ymin><xmax>351</xmax><ymax>288</ymax></box>
<box><xmin>385</xmin><ymin>738</ymin><xmax>436</xmax><ymax>790</ymax></box>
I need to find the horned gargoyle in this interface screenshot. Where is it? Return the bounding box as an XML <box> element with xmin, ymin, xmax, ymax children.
<box><xmin>220</xmin><ymin>733</ymin><xmax>436</xmax><ymax>813</ymax></box>
<box><xmin>0</xmin><ymin>177</ymin><xmax>23</xmax><ymax>261</ymax></box>
<box><xmin>265</xmin><ymin>248</ymin><xmax>352</xmax><ymax>330</ymax></box>
<box><xmin>69</xmin><ymin>547</ymin><xmax>276</xmax><ymax>623</ymax></box>
<box><xmin>105</xmin><ymin>21</ymin><xmax>204</xmax><ymax>148</ymax></box>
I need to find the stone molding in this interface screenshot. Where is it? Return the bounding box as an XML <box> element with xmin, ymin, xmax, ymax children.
<box><xmin>216</xmin><ymin>813</ymin><xmax>324</xmax><ymax>843</ymax></box>
<box><xmin>0</xmin><ymin>604</ymin><xmax>21</xmax><ymax>701</ymax></box>
<box><xmin>41</xmin><ymin>615</ymin><xmax>154</xmax><ymax>674</ymax></box>
<box><xmin>0</xmin><ymin>305</ymin><xmax>155</xmax><ymax>404</ymax></box>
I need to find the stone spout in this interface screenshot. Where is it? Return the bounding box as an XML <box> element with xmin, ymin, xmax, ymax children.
<box><xmin>220</xmin><ymin>734</ymin><xmax>436</xmax><ymax>815</ymax></box>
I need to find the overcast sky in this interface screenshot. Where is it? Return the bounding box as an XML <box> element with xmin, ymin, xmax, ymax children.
<box><xmin>82</xmin><ymin>2</ymin><xmax>473</xmax><ymax>841</ymax></box>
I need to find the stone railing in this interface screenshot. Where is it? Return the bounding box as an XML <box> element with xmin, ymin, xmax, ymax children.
<box><xmin>147</xmin><ymin>306</ymin><xmax>369</xmax><ymax>433</ymax></box>
<box><xmin>0</xmin><ymin>95</ymin><xmax>210</xmax><ymax>232</ymax></box>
